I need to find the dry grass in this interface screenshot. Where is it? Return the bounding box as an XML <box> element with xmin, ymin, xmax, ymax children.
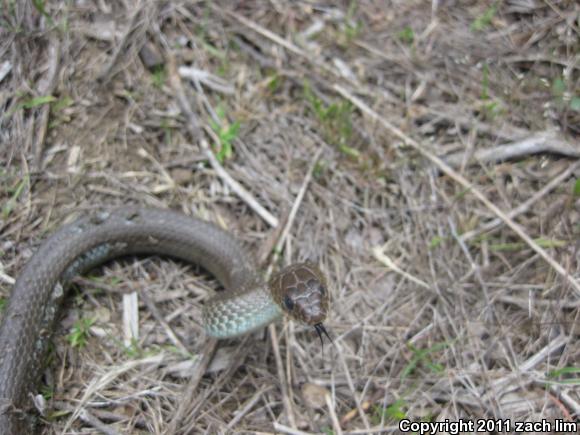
<box><xmin>1</xmin><ymin>1</ymin><xmax>579</xmax><ymax>434</ymax></box>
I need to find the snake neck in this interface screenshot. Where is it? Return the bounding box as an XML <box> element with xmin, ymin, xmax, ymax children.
<box><xmin>202</xmin><ymin>284</ymin><xmax>283</xmax><ymax>338</ymax></box>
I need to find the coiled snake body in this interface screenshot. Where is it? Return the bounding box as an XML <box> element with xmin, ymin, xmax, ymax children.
<box><xmin>0</xmin><ymin>207</ymin><xmax>329</xmax><ymax>433</ymax></box>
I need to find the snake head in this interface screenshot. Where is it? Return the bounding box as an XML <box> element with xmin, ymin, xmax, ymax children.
<box><xmin>270</xmin><ymin>262</ymin><xmax>329</xmax><ymax>326</ymax></box>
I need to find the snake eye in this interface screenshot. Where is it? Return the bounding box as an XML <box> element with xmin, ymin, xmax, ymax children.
<box><xmin>283</xmin><ymin>295</ymin><xmax>294</xmax><ymax>311</ymax></box>
<box><xmin>318</xmin><ymin>285</ymin><xmax>326</xmax><ymax>296</ymax></box>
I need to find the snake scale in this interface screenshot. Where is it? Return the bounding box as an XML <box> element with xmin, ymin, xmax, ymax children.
<box><xmin>0</xmin><ymin>207</ymin><xmax>330</xmax><ymax>433</ymax></box>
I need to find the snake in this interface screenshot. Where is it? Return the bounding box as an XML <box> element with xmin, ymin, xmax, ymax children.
<box><xmin>0</xmin><ymin>207</ymin><xmax>330</xmax><ymax>433</ymax></box>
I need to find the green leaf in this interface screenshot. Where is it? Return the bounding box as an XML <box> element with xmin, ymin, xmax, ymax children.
<box><xmin>123</xmin><ymin>337</ymin><xmax>142</xmax><ymax>358</ymax></box>
<box><xmin>471</xmin><ymin>4</ymin><xmax>497</xmax><ymax>31</ymax></box>
<box><xmin>546</xmin><ymin>378</ymin><xmax>580</xmax><ymax>385</ymax></box>
<box><xmin>209</xmin><ymin>119</ymin><xmax>220</xmax><ymax>133</ymax></box>
<box><xmin>32</xmin><ymin>0</ymin><xmax>52</xmax><ymax>21</ymax></box>
<box><xmin>311</xmin><ymin>161</ymin><xmax>327</xmax><ymax>179</ymax></box>
<box><xmin>215</xmin><ymin>106</ymin><xmax>225</xmax><ymax>120</ymax></box>
<box><xmin>199</xmin><ymin>40</ymin><xmax>226</xmax><ymax>60</ymax></box>
<box><xmin>224</xmin><ymin>121</ymin><xmax>240</xmax><ymax>140</ymax></box>
<box><xmin>209</xmin><ymin>106</ymin><xmax>239</xmax><ymax>163</ymax></box>
<box><xmin>545</xmin><ymin>366</ymin><xmax>580</xmax><ymax>385</ymax></box>
<box><xmin>151</xmin><ymin>66</ymin><xmax>166</xmax><ymax>88</ymax></box>
<box><xmin>303</xmin><ymin>83</ymin><xmax>354</xmax><ymax>154</ymax></box>
<box><xmin>67</xmin><ymin>318</ymin><xmax>95</xmax><ymax>348</ymax></box>
<box><xmin>47</xmin><ymin>409</ymin><xmax>71</xmax><ymax>420</ymax></box>
<box><xmin>426</xmin><ymin>361</ymin><xmax>444</xmax><ymax>373</ymax></box>
<box><xmin>489</xmin><ymin>238</ymin><xmax>567</xmax><ymax>252</ymax></box>
<box><xmin>573</xmin><ymin>179</ymin><xmax>580</xmax><ymax>197</ymax></box>
<box><xmin>547</xmin><ymin>367</ymin><xmax>580</xmax><ymax>378</ymax></box>
<box><xmin>2</xmin><ymin>174</ymin><xmax>29</xmax><ymax>219</ymax></box>
<box><xmin>397</xmin><ymin>26</ymin><xmax>414</xmax><ymax>45</ymax></box>
<box><xmin>385</xmin><ymin>399</ymin><xmax>407</xmax><ymax>421</ymax></box>
<box><xmin>371</xmin><ymin>400</ymin><xmax>408</xmax><ymax>425</ymax></box>
<box><xmin>52</xmin><ymin>96</ymin><xmax>74</xmax><ymax>112</ymax></box>
<box><xmin>338</xmin><ymin>144</ymin><xmax>360</xmax><ymax>158</ymax></box>
<box><xmin>40</xmin><ymin>384</ymin><xmax>54</xmax><ymax>400</ymax></box>
<box><xmin>400</xmin><ymin>342</ymin><xmax>450</xmax><ymax>380</ymax></box>
<box><xmin>22</xmin><ymin>95</ymin><xmax>56</xmax><ymax>109</ymax></box>
<box><xmin>429</xmin><ymin>236</ymin><xmax>444</xmax><ymax>248</ymax></box>
<box><xmin>215</xmin><ymin>141</ymin><xmax>232</xmax><ymax>162</ymax></box>
<box><xmin>267</xmin><ymin>74</ymin><xmax>281</xmax><ymax>93</ymax></box>
<box><xmin>570</xmin><ymin>96</ymin><xmax>580</xmax><ymax>112</ymax></box>
<box><xmin>552</xmin><ymin>78</ymin><xmax>566</xmax><ymax>98</ymax></box>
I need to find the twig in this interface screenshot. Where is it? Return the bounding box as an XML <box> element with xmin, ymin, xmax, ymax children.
<box><xmin>141</xmin><ymin>290</ymin><xmax>190</xmax><ymax>355</ymax></box>
<box><xmin>78</xmin><ymin>409</ymin><xmax>122</xmax><ymax>435</ymax></box>
<box><xmin>335</xmin><ymin>84</ymin><xmax>580</xmax><ymax>298</ymax></box>
<box><xmin>461</xmin><ymin>160</ymin><xmax>580</xmax><ymax>241</ymax></box>
<box><xmin>325</xmin><ymin>393</ymin><xmax>343</xmax><ymax>435</ymax></box>
<box><xmin>423</xmin><ymin>105</ymin><xmax>528</xmax><ymax>141</ymax></box>
<box><xmin>167</xmin><ymin>54</ymin><xmax>201</xmax><ymax>143</ymax></box>
<box><xmin>0</xmin><ymin>262</ymin><xmax>15</xmax><ymax>285</ymax></box>
<box><xmin>339</xmin><ymin>388</ymin><xmax>386</xmax><ymax>427</ymax></box>
<box><xmin>215</xmin><ymin>5</ymin><xmax>347</xmax><ymax>83</ymax></box>
<box><xmin>272</xmin><ymin>423</ymin><xmax>314</xmax><ymax>435</ymax></box>
<box><xmin>217</xmin><ymin>8</ymin><xmax>309</xmax><ymax>64</ymax></box>
<box><xmin>371</xmin><ymin>246</ymin><xmax>432</xmax><ymax>291</ymax></box>
<box><xmin>448</xmin><ymin>217</ymin><xmax>493</xmax><ymax>313</ymax></box>
<box><xmin>137</xmin><ymin>147</ymin><xmax>175</xmax><ymax>189</ymax></box>
<box><xmin>200</xmin><ymin>138</ymin><xmax>279</xmax><ymax>227</ymax></box>
<box><xmin>548</xmin><ymin>385</ymin><xmax>580</xmax><ymax>418</ymax></box>
<box><xmin>272</xmin><ymin>148</ymin><xmax>323</xmax><ymax>259</ymax></box>
<box><xmin>502</xmin><ymin>53</ymin><xmax>580</xmax><ymax>70</ymax></box>
<box><xmin>122</xmin><ymin>291</ymin><xmax>139</xmax><ymax>347</ymax></box>
<box><xmin>179</xmin><ymin>337</ymin><xmax>252</xmax><ymax>432</ymax></box>
<box><xmin>97</xmin><ymin>1</ymin><xmax>156</xmax><ymax>83</ymax></box>
<box><xmin>444</xmin><ymin>132</ymin><xmax>580</xmax><ymax>168</ymax></box>
<box><xmin>547</xmin><ymin>391</ymin><xmax>574</xmax><ymax>421</ymax></box>
<box><xmin>497</xmin><ymin>294</ymin><xmax>580</xmax><ymax>309</ymax></box>
<box><xmin>0</xmin><ymin>61</ymin><xmax>11</xmax><ymax>84</ymax></box>
<box><xmin>71</xmin><ymin>276</ymin><xmax>131</xmax><ymax>294</ymax></box>
<box><xmin>256</xmin><ymin>212</ymin><xmax>289</xmax><ymax>266</ymax></box>
<box><xmin>52</xmin><ymin>401</ymin><xmax>149</xmax><ymax>428</ymax></box>
<box><xmin>518</xmin><ymin>334</ymin><xmax>568</xmax><ymax>373</ymax></box>
<box><xmin>269</xmin><ymin>324</ymin><xmax>296</xmax><ymax>428</ymax></box>
<box><xmin>163</xmin><ymin>339</ymin><xmax>218</xmax><ymax>435</ymax></box>
<box><xmin>337</xmin><ymin>349</ymin><xmax>371</xmax><ymax>430</ymax></box>
<box><xmin>178</xmin><ymin>66</ymin><xmax>235</xmax><ymax>95</ymax></box>
<box><xmin>225</xmin><ymin>385</ymin><xmax>273</xmax><ymax>430</ymax></box>
<box><xmin>485</xmin><ymin>333</ymin><xmax>569</xmax><ymax>399</ymax></box>
<box><xmin>33</xmin><ymin>35</ymin><xmax>60</xmax><ymax>168</ymax></box>
<box><xmin>190</xmin><ymin>71</ymin><xmax>221</xmax><ymax>126</ymax></box>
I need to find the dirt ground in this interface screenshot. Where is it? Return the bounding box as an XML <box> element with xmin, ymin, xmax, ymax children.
<box><xmin>1</xmin><ymin>1</ymin><xmax>579</xmax><ymax>434</ymax></box>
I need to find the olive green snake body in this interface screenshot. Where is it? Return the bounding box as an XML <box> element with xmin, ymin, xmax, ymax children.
<box><xmin>0</xmin><ymin>207</ymin><xmax>329</xmax><ymax>433</ymax></box>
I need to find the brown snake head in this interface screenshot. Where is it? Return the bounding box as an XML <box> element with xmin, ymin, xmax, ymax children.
<box><xmin>269</xmin><ymin>262</ymin><xmax>330</xmax><ymax>329</ymax></box>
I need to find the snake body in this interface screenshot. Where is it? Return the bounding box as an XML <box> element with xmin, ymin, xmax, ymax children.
<box><xmin>0</xmin><ymin>207</ymin><xmax>329</xmax><ymax>433</ymax></box>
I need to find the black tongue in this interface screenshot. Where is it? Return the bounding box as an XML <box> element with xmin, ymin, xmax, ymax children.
<box><xmin>314</xmin><ymin>323</ymin><xmax>333</xmax><ymax>350</ymax></box>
